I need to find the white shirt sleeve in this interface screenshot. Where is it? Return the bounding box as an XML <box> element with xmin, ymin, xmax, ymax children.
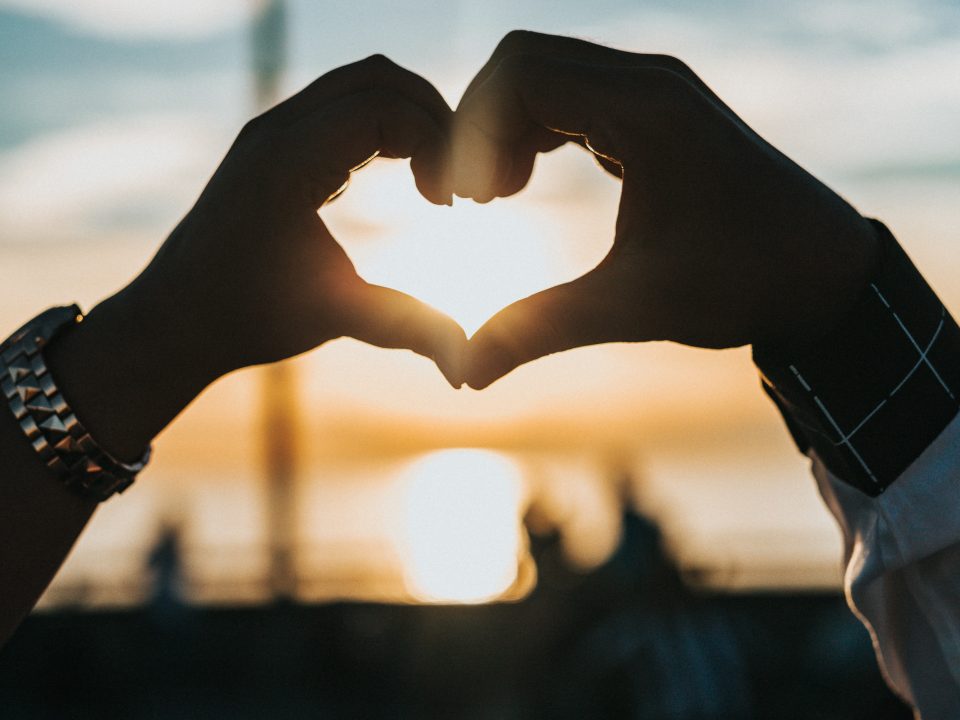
<box><xmin>812</xmin><ymin>411</ymin><xmax>960</xmax><ymax>719</ymax></box>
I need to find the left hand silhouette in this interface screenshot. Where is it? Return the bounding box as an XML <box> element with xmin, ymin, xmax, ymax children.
<box><xmin>128</xmin><ymin>54</ymin><xmax>467</xmax><ymax>388</ymax></box>
<box><xmin>43</xmin><ymin>56</ymin><xmax>470</xmax><ymax>466</ymax></box>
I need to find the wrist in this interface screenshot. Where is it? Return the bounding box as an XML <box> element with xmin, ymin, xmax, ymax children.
<box><xmin>43</xmin><ymin>276</ymin><xmax>219</xmax><ymax>463</ymax></box>
<box><xmin>754</xmin><ymin>219</ymin><xmax>960</xmax><ymax>495</ymax></box>
<box><xmin>755</xmin><ymin>212</ymin><xmax>880</xmax><ymax>357</ymax></box>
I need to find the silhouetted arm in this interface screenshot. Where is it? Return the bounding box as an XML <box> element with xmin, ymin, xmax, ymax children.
<box><xmin>455</xmin><ymin>31</ymin><xmax>960</xmax><ymax>717</ymax></box>
<box><xmin>0</xmin><ymin>54</ymin><xmax>466</xmax><ymax>646</ymax></box>
<box><xmin>0</xmin><ymin>285</ymin><xmax>208</xmax><ymax>644</ymax></box>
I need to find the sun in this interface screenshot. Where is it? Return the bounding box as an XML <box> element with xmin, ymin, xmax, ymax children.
<box><xmin>394</xmin><ymin>449</ymin><xmax>526</xmax><ymax>604</ymax></box>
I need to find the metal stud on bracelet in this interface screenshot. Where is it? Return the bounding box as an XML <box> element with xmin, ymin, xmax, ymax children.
<box><xmin>0</xmin><ymin>305</ymin><xmax>151</xmax><ymax>502</ymax></box>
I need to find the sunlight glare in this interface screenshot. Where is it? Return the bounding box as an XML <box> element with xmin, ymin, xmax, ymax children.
<box><xmin>396</xmin><ymin>449</ymin><xmax>526</xmax><ymax>604</ymax></box>
<box><xmin>324</xmin><ymin>162</ymin><xmax>568</xmax><ymax>336</ymax></box>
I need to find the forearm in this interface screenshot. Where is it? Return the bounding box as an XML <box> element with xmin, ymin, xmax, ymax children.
<box><xmin>43</xmin><ymin>273</ymin><xmax>216</xmax><ymax>462</ymax></box>
<box><xmin>0</xmin><ymin>57</ymin><xmax>465</xmax><ymax>645</ymax></box>
<box><xmin>0</xmin><ymin>400</ymin><xmax>96</xmax><ymax>644</ymax></box>
<box><xmin>0</xmin><ymin>273</ymin><xmax>212</xmax><ymax>645</ymax></box>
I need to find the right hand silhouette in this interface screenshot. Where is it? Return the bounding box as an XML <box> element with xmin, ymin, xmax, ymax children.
<box><xmin>451</xmin><ymin>31</ymin><xmax>878</xmax><ymax>389</ymax></box>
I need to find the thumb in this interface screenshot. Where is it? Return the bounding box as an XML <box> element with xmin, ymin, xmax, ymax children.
<box><xmin>451</xmin><ymin>54</ymin><xmax>627</xmax><ymax>203</ymax></box>
<box><xmin>464</xmin><ymin>270</ymin><xmax>623</xmax><ymax>390</ymax></box>
<box><xmin>341</xmin><ymin>282</ymin><xmax>468</xmax><ymax>389</ymax></box>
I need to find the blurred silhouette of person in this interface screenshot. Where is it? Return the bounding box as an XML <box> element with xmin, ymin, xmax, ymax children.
<box><xmin>1</xmin><ymin>33</ymin><xmax>957</xmax><ymax>717</ymax></box>
<box><xmin>148</xmin><ymin>523</ymin><xmax>185</xmax><ymax>613</ymax></box>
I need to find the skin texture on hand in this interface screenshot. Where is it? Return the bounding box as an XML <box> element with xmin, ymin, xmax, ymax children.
<box><xmin>451</xmin><ymin>31</ymin><xmax>879</xmax><ymax>389</ymax></box>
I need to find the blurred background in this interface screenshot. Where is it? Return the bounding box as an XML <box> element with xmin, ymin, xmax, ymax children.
<box><xmin>1</xmin><ymin>0</ymin><xmax>958</xmax><ymax>717</ymax></box>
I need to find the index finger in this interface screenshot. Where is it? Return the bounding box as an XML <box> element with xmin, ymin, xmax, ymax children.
<box><xmin>261</xmin><ymin>54</ymin><xmax>452</xmax><ymax>132</ymax></box>
<box><xmin>285</xmin><ymin>87</ymin><xmax>451</xmax><ymax>206</ymax></box>
<box><xmin>451</xmin><ymin>53</ymin><xmax>630</xmax><ymax>202</ymax></box>
<box><xmin>459</xmin><ymin>31</ymin><xmax>751</xmax><ymax>137</ymax></box>
<box><xmin>457</xmin><ymin>30</ymin><xmax>641</xmax><ymax>109</ymax></box>
<box><xmin>341</xmin><ymin>282</ymin><xmax>468</xmax><ymax>389</ymax></box>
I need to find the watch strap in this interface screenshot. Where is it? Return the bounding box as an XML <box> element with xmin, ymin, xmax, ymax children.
<box><xmin>1</xmin><ymin>305</ymin><xmax>150</xmax><ymax>501</ymax></box>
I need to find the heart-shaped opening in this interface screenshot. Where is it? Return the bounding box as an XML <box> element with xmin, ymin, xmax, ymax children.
<box><xmin>325</xmin><ymin>147</ymin><xmax>619</xmax><ymax>339</ymax></box>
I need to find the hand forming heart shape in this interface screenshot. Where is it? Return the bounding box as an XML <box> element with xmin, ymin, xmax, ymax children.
<box><xmin>128</xmin><ymin>31</ymin><xmax>877</xmax><ymax>409</ymax></box>
<box><xmin>444</xmin><ymin>31</ymin><xmax>877</xmax><ymax>389</ymax></box>
<box><xmin>130</xmin><ymin>53</ymin><xmax>468</xmax><ymax>395</ymax></box>
<box><xmin>0</xmin><ymin>28</ymin><xmax>895</xmax><ymax>654</ymax></box>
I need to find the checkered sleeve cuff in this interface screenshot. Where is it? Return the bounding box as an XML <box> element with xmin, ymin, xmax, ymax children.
<box><xmin>754</xmin><ymin>219</ymin><xmax>960</xmax><ymax>497</ymax></box>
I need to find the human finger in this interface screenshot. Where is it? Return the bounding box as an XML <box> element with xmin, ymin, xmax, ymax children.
<box><xmin>259</xmin><ymin>54</ymin><xmax>452</xmax><ymax>132</ymax></box>
<box><xmin>457</xmin><ymin>30</ymin><xmax>640</xmax><ymax>109</ymax></box>
<box><xmin>451</xmin><ymin>54</ymin><xmax>631</xmax><ymax>202</ymax></box>
<box><xmin>341</xmin><ymin>283</ymin><xmax>468</xmax><ymax>389</ymax></box>
<box><xmin>463</xmin><ymin>269</ymin><xmax>629</xmax><ymax>389</ymax></box>
<box><xmin>459</xmin><ymin>31</ymin><xmax>734</xmax><ymax>123</ymax></box>
<box><xmin>281</xmin><ymin>87</ymin><xmax>451</xmax><ymax>206</ymax></box>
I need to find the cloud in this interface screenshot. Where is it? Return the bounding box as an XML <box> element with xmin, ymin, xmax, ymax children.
<box><xmin>781</xmin><ymin>0</ymin><xmax>957</xmax><ymax>47</ymax></box>
<box><xmin>572</xmin><ymin>2</ymin><xmax>960</xmax><ymax>178</ymax></box>
<box><xmin>0</xmin><ymin>114</ymin><xmax>226</xmax><ymax>245</ymax></box>
<box><xmin>0</xmin><ymin>0</ymin><xmax>255</xmax><ymax>39</ymax></box>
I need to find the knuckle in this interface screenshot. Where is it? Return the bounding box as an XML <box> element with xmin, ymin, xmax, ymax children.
<box><xmin>236</xmin><ymin>116</ymin><xmax>283</xmax><ymax>161</ymax></box>
<box><xmin>649</xmin><ymin>53</ymin><xmax>693</xmax><ymax>78</ymax></box>
<box><xmin>496</xmin><ymin>29</ymin><xmax>540</xmax><ymax>57</ymax></box>
<box><xmin>361</xmin><ymin>53</ymin><xmax>396</xmax><ymax>74</ymax></box>
<box><xmin>239</xmin><ymin>114</ymin><xmax>268</xmax><ymax>139</ymax></box>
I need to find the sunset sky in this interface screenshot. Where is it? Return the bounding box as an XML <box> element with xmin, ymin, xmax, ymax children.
<box><xmin>1</xmin><ymin>0</ymin><xmax>958</xmax><ymax>605</ymax></box>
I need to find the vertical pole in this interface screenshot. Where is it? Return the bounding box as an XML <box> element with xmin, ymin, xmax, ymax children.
<box><xmin>251</xmin><ymin>0</ymin><xmax>297</xmax><ymax>600</ymax></box>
